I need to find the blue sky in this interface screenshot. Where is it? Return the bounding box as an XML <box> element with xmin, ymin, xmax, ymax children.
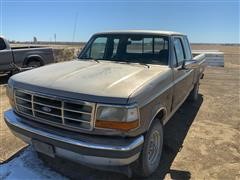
<box><xmin>0</xmin><ymin>0</ymin><xmax>239</xmax><ymax>43</ymax></box>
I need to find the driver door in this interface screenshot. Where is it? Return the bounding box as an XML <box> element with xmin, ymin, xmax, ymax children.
<box><xmin>172</xmin><ymin>37</ymin><xmax>194</xmax><ymax>110</ymax></box>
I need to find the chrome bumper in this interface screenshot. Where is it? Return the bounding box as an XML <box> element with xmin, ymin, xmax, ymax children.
<box><xmin>4</xmin><ymin>109</ymin><xmax>144</xmax><ymax>166</ymax></box>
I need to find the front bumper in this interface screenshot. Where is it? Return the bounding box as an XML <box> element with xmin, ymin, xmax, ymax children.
<box><xmin>4</xmin><ymin>109</ymin><xmax>144</xmax><ymax>166</ymax></box>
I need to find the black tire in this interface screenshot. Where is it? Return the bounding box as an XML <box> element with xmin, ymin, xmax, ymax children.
<box><xmin>189</xmin><ymin>82</ymin><xmax>199</xmax><ymax>102</ymax></box>
<box><xmin>133</xmin><ymin>119</ymin><xmax>163</xmax><ymax>177</ymax></box>
<box><xmin>27</xmin><ymin>60</ymin><xmax>42</xmax><ymax>68</ymax></box>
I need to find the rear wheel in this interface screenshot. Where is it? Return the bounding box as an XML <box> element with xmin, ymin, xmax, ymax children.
<box><xmin>133</xmin><ymin>119</ymin><xmax>163</xmax><ymax>177</ymax></box>
<box><xmin>27</xmin><ymin>59</ymin><xmax>42</xmax><ymax>68</ymax></box>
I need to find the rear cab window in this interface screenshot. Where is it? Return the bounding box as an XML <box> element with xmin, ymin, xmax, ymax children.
<box><xmin>125</xmin><ymin>36</ymin><xmax>169</xmax><ymax>65</ymax></box>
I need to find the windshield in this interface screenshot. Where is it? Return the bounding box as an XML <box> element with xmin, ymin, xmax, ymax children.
<box><xmin>79</xmin><ymin>34</ymin><xmax>169</xmax><ymax>65</ymax></box>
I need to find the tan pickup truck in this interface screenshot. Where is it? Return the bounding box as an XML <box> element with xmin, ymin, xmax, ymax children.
<box><xmin>4</xmin><ymin>30</ymin><xmax>206</xmax><ymax>177</ymax></box>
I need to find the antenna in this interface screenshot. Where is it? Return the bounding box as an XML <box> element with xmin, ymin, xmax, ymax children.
<box><xmin>72</xmin><ymin>12</ymin><xmax>78</xmax><ymax>42</ymax></box>
<box><xmin>54</xmin><ymin>33</ymin><xmax>56</xmax><ymax>44</ymax></box>
<box><xmin>0</xmin><ymin>0</ymin><xmax>3</xmax><ymax>35</ymax></box>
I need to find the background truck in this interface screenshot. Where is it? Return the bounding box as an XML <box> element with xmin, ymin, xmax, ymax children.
<box><xmin>4</xmin><ymin>30</ymin><xmax>206</xmax><ymax>177</ymax></box>
<box><xmin>0</xmin><ymin>36</ymin><xmax>54</xmax><ymax>74</ymax></box>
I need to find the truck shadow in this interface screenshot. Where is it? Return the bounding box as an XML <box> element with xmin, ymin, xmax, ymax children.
<box><xmin>0</xmin><ymin>74</ymin><xmax>9</xmax><ymax>85</ymax></box>
<box><xmin>148</xmin><ymin>94</ymin><xmax>203</xmax><ymax>180</ymax></box>
<box><xmin>39</xmin><ymin>95</ymin><xmax>203</xmax><ymax>180</ymax></box>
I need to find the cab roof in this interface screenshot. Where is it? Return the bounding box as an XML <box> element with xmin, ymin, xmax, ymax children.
<box><xmin>94</xmin><ymin>30</ymin><xmax>184</xmax><ymax>36</ymax></box>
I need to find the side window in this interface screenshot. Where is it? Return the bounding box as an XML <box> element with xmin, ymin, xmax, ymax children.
<box><xmin>0</xmin><ymin>38</ymin><xmax>6</xmax><ymax>50</ymax></box>
<box><xmin>183</xmin><ymin>37</ymin><xmax>192</xmax><ymax>60</ymax></box>
<box><xmin>90</xmin><ymin>37</ymin><xmax>107</xmax><ymax>59</ymax></box>
<box><xmin>173</xmin><ymin>38</ymin><xmax>185</xmax><ymax>66</ymax></box>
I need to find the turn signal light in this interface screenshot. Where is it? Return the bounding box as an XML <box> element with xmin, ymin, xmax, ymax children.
<box><xmin>95</xmin><ymin>120</ymin><xmax>139</xmax><ymax>132</ymax></box>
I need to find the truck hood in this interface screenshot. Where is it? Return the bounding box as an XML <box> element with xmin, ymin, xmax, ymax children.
<box><xmin>11</xmin><ymin>60</ymin><xmax>169</xmax><ymax>104</ymax></box>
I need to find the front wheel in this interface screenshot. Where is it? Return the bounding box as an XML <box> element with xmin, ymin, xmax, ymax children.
<box><xmin>133</xmin><ymin>119</ymin><xmax>163</xmax><ymax>177</ymax></box>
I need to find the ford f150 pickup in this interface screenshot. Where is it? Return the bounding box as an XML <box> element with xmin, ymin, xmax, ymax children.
<box><xmin>4</xmin><ymin>30</ymin><xmax>206</xmax><ymax>177</ymax></box>
<box><xmin>0</xmin><ymin>36</ymin><xmax>54</xmax><ymax>74</ymax></box>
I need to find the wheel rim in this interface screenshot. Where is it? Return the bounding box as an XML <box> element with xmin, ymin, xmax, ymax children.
<box><xmin>28</xmin><ymin>61</ymin><xmax>41</xmax><ymax>68</ymax></box>
<box><xmin>147</xmin><ymin>130</ymin><xmax>161</xmax><ymax>165</ymax></box>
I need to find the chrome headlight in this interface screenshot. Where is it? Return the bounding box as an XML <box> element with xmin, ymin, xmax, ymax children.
<box><xmin>95</xmin><ymin>104</ymin><xmax>140</xmax><ymax>131</ymax></box>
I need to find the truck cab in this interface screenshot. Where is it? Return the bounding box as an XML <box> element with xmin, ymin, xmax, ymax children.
<box><xmin>0</xmin><ymin>36</ymin><xmax>13</xmax><ymax>72</ymax></box>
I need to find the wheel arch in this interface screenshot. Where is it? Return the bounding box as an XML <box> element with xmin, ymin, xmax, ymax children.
<box><xmin>23</xmin><ymin>55</ymin><xmax>44</xmax><ymax>66</ymax></box>
<box><xmin>147</xmin><ymin>106</ymin><xmax>167</xmax><ymax>130</ymax></box>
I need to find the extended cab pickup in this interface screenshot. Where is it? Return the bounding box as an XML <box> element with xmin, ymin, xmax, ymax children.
<box><xmin>0</xmin><ymin>36</ymin><xmax>54</xmax><ymax>74</ymax></box>
<box><xmin>4</xmin><ymin>30</ymin><xmax>206</xmax><ymax>177</ymax></box>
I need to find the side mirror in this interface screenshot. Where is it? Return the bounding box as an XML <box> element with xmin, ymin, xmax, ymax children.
<box><xmin>181</xmin><ymin>60</ymin><xmax>186</xmax><ymax>69</ymax></box>
<box><xmin>184</xmin><ymin>60</ymin><xmax>198</xmax><ymax>69</ymax></box>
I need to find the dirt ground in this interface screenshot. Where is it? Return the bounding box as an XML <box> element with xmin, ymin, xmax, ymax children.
<box><xmin>0</xmin><ymin>78</ymin><xmax>26</xmax><ymax>163</ymax></box>
<box><xmin>0</xmin><ymin>44</ymin><xmax>239</xmax><ymax>179</ymax></box>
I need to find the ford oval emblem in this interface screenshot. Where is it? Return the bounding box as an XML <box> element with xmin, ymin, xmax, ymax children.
<box><xmin>41</xmin><ymin>106</ymin><xmax>52</xmax><ymax>113</ymax></box>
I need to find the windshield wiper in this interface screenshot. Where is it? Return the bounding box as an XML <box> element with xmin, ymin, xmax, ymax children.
<box><xmin>92</xmin><ymin>59</ymin><xmax>100</xmax><ymax>63</ymax></box>
<box><xmin>79</xmin><ymin>58</ymin><xmax>100</xmax><ymax>63</ymax></box>
<box><xmin>138</xmin><ymin>62</ymin><xmax>150</xmax><ymax>68</ymax></box>
<box><xmin>127</xmin><ymin>60</ymin><xmax>150</xmax><ymax>68</ymax></box>
<box><xmin>114</xmin><ymin>60</ymin><xmax>150</xmax><ymax>68</ymax></box>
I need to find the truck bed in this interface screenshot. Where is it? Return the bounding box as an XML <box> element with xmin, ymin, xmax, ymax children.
<box><xmin>192</xmin><ymin>50</ymin><xmax>224</xmax><ymax>67</ymax></box>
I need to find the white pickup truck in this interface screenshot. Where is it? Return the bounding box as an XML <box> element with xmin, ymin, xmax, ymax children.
<box><xmin>5</xmin><ymin>30</ymin><xmax>206</xmax><ymax>177</ymax></box>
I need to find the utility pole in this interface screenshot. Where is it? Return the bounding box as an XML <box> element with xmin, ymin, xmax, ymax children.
<box><xmin>0</xmin><ymin>0</ymin><xmax>3</xmax><ymax>35</ymax></box>
<box><xmin>54</xmin><ymin>33</ymin><xmax>56</xmax><ymax>44</ymax></box>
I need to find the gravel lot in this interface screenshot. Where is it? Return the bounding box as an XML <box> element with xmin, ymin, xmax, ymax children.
<box><xmin>0</xmin><ymin>44</ymin><xmax>239</xmax><ymax>179</ymax></box>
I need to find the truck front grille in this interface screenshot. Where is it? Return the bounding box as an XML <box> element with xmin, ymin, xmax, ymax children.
<box><xmin>14</xmin><ymin>89</ymin><xmax>95</xmax><ymax>131</ymax></box>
